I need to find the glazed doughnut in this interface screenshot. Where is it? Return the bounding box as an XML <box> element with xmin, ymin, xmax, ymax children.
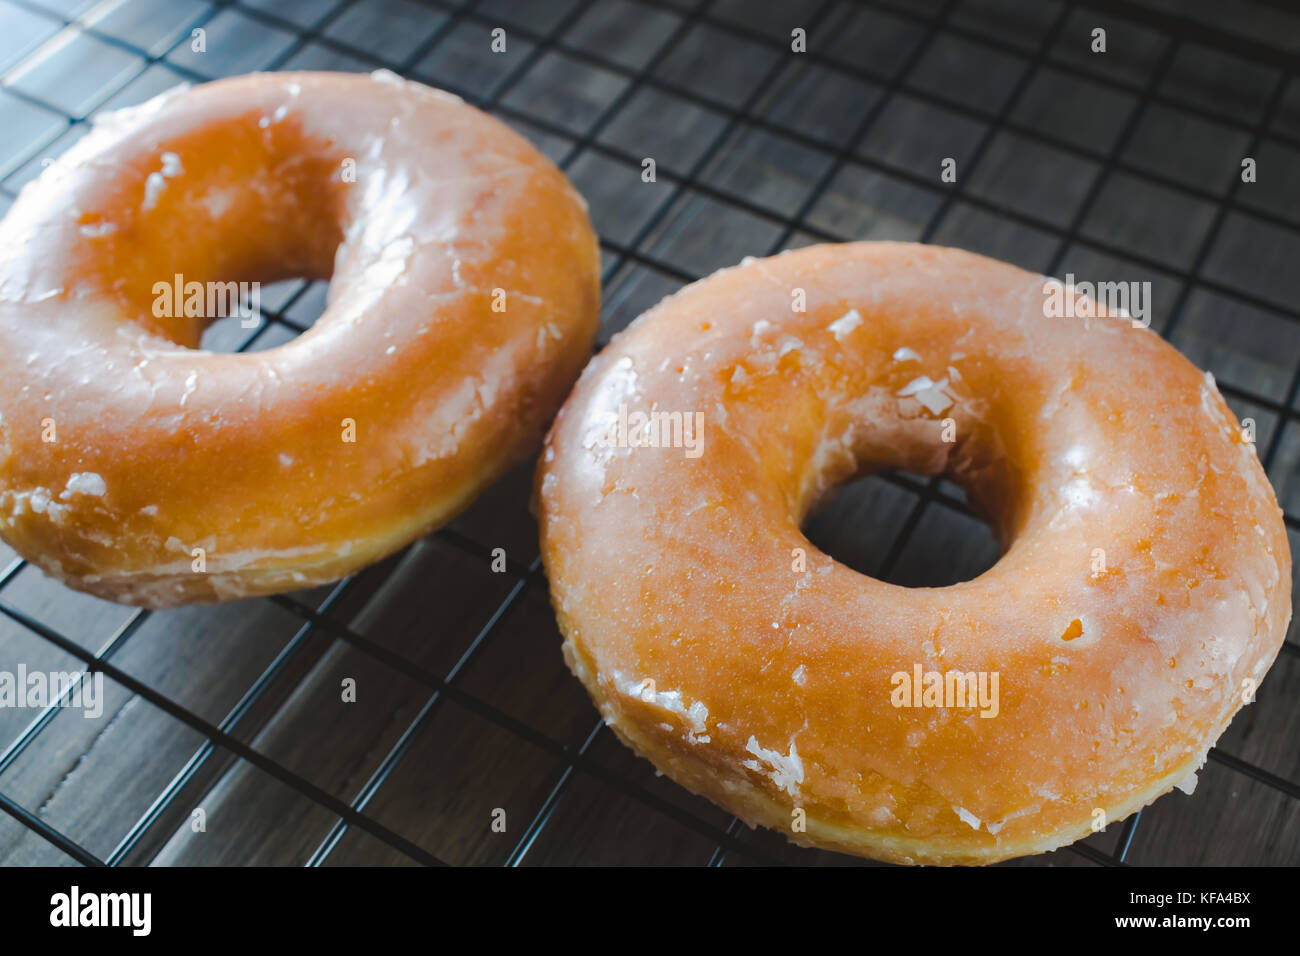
<box><xmin>0</xmin><ymin>71</ymin><xmax>599</xmax><ymax>608</ymax></box>
<box><xmin>538</xmin><ymin>241</ymin><xmax>1291</xmax><ymax>865</ymax></box>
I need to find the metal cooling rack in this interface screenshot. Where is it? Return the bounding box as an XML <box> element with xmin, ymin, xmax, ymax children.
<box><xmin>0</xmin><ymin>0</ymin><xmax>1297</xmax><ymax>866</ymax></box>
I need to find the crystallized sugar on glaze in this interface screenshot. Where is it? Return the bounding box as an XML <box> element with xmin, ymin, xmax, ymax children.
<box><xmin>897</xmin><ymin>375</ymin><xmax>940</xmax><ymax>397</ymax></box>
<box><xmin>5</xmin><ymin>487</ymin><xmax>61</xmax><ymax>521</ymax></box>
<box><xmin>613</xmin><ymin>670</ymin><xmax>711</xmax><ymax>743</ymax></box>
<box><xmin>954</xmin><ymin>807</ymin><xmax>981</xmax><ymax>831</ymax></box>
<box><xmin>743</xmin><ymin>736</ymin><xmax>804</xmax><ymax>798</ymax></box>
<box><xmin>0</xmin><ymin>71</ymin><xmax>599</xmax><ymax>606</ymax></box>
<box><xmin>60</xmin><ymin>473</ymin><xmax>106</xmax><ymax>499</ymax></box>
<box><xmin>160</xmin><ymin>152</ymin><xmax>183</xmax><ymax>177</ymax></box>
<box><xmin>539</xmin><ymin>242</ymin><xmax>1291</xmax><ymax>865</ymax></box>
<box><xmin>827</xmin><ymin>307</ymin><xmax>862</xmax><ymax>341</ymax></box>
<box><xmin>141</xmin><ymin>151</ymin><xmax>184</xmax><ymax>211</ymax></box>
<box><xmin>896</xmin><ymin>375</ymin><xmax>956</xmax><ymax>415</ymax></box>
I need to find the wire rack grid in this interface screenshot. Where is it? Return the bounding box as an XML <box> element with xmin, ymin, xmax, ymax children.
<box><xmin>0</xmin><ymin>0</ymin><xmax>1297</xmax><ymax>867</ymax></box>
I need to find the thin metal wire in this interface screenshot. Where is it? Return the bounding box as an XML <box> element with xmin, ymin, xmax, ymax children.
<box><xmin>106</xmin><ymin>576</ymin><xmax>361</xmax><ymax>865</ymax></box>
<box><xmin>872</xmin><ymin>0</ymin><xmax>1079</xmax><ymax>591</ymax></box>
<box><xmin>306</xmin><ymin>0</ymin><xmax>725</xmax><ymax>867</ymax></box>
<box><xmin>705</xmin><ymin>0</ymin><xmax>968</xmax><ymax>868</ymax></box>
<box><xmin>1115</xmin><ymin>809</ymin><xmax>1144</xmax><ymax>863</ymax></box>
<box><xmin>267</xmin><ymin>591</ymin><xmax>785</xmax><ymax>864</ymax></box>
<box><xmin>7</xmin><ymin>1</ymin><xmax>1300</xmax><ymax>339</ymax></box>
<box><xmin>0</xmin><ymin>0</ymin><xmax>1294</xmax><ymax>868</ymax></box>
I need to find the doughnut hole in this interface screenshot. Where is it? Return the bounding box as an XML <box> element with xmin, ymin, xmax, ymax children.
<box><xmin>802</xmin><ymin>471</ymin><xmax>1002</xmax><ymax>588</ymax></box>
<box><xmin>196</xmin><ymin>278</ymin><xmax>311</xmax><ymax>353</ymax></box>
<box><xmin>788</xmin><ymin>368</ymin><xmax>1026</xmax><ymax>589</ymax></box>
<box><xmin>70</xmin><ymin>112</ymin><xmax>349</xmax><ymax>348</ymax></box>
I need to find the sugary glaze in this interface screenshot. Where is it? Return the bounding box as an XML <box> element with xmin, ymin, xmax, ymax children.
<box><xmin>0</xmin><ymin>71</ymin><xmax>599</xmax><ymax>607</ymax></box>
<box><xmin>537</xmin><ymin>242</ymin><xmax>1291</xmax><ymax>865</ymax></box>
